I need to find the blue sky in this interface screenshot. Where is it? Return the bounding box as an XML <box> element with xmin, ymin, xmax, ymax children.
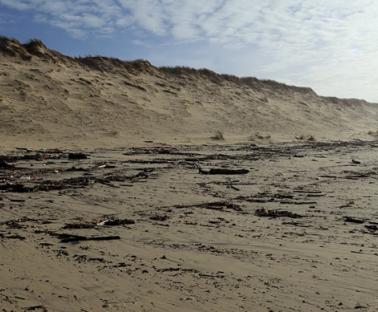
<box><xmin>1</xmin><ymin>0</ymin><xmax>378</xmax><ymax>102</ymax></box>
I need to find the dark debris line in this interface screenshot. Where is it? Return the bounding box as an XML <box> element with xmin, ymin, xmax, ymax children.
<box><xmin>1</xmin><ymin>140</ymin><xmax>378</xmax><ymax>194</ymax></box>
<box><xmin>0</xmin><ymin>162</ymin><xmax>155</xmax><ymax>193</ymax></box>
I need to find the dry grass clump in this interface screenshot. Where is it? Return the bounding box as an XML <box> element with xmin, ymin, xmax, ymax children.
<box><xmin>211</xmin><ymin>130</ymin><xmax>225</xmax><ymax>141</ymax></box>
<box><xmin>249</xmin><ymin>132</ymin><xmax>271</xmax><ymax>141</ymax></box>
<box><xmin>295</xmin><ymin>134</ymin><xmax>316</xmax><ymax>142</ymax></box>
<box><xmin>367</xmin><ymin>130</ymin><xmax>378</xmax><ymax>137</ymax></box>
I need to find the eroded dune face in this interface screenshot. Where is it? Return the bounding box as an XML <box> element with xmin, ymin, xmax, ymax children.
<box><xmin>0</xmin><ymin>36</ymin><xmax>378</xmax><ymax>149</ymax></box>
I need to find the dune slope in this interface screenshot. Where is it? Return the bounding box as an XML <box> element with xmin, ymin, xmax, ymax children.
<box><xmin>0</xmin><ymin>36</ymin><xmax>377</xmax><ymax>148</ymax></box>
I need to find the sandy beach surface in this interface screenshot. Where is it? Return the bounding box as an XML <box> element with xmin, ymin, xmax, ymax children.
<box><xmin>1</xmin><ymin>141</ymin><xmax>378</xmax><ymax>311</ymax></box>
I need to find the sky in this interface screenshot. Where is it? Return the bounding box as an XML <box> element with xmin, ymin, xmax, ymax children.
<box><xmin>0</xmin><ymin>0</ymin><xmax>378</xmax><ymax>102</ymax></box>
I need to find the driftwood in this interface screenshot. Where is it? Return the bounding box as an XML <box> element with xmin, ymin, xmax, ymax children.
<box><xmin>199</xmin><ymin>167</ymin><xmax>249</xmax><ymax>175</ymax></box>
<box><xmin>255</xmin><ymin>208</ymin><xmax>303</xmax><ymax>219</ymax></box>
<box><xmin>150</xmin><ymin>214</ymin><xmax>170</xmax><ymax>222</ymax></box>
<box><xmin>174</xmin><ymin>201</ymin><xmax>242</xmax><ymax>212</ymax></box>
<box><xmin>351</xmin><ymin>159</ymin><xmax>361</xmax><ymax>164</ymax></box>
<box><xmin>62</xmin><ymin>223</ymin><xmax>96</xmax><ymax>229</ymax></box>
<box><xmin>365</xmin><ymin>224</ymin><xmax>378</xmax><ymax>232</ymax></box>
<box><xmin>63</xmin><ymin>218</ymin><xmax>135</xmax><ymax>229</ymax></box>
<box><xmin>51</xmin><ymin>233</ymin><xmax>121</xmax><ymax>243</ymax></box>
<box><xmin>343</xmin><ymin>216</ymin><xmax>365</xmax><ymax>224</ymax></box>
<box><xmin>97</xmin><ymin>218</ymin><xmax>135</xmax><ymax>226</ymax></box>
<box><xmin>68</xmin><ymin>152</ymin><xmax>88</xmax><ymax>160</ymax></box>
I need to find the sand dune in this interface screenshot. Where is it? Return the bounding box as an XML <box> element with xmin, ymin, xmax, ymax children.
<box><xmin>1</xmin><ymin>36</ymin><xmax>378</xmax><ymax>149</ymax></box>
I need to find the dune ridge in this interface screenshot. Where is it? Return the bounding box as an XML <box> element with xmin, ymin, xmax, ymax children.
<box><xmin>1</xmin><ymin>36</ymin><xmax>377</xmax><ymax>148</ymax></box>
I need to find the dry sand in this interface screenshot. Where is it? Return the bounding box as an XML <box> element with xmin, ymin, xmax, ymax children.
<box><xmin>1</xmin><ymin>142</ymin><xmax>378</xmax><ymax>311</ymax></box>
<box><xmin>1</xmin><ymin>37</ymin><xmax>378</xmax><ymax>312</ymax></box>
<box><xmin>1</xmin><ymin>37</ymin><xmax>378</xmax><ymax>149</ymax></box>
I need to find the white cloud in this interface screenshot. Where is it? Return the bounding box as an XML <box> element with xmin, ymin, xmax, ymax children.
<box><xmin>0</xmin><ymin>0</ymin><xmax>35</xmax><ymax>10</ymax></box>
<box><xmin>1</xmin><ymin>0</ymin><xmax>378</xmax><ymax>101</ymax></box>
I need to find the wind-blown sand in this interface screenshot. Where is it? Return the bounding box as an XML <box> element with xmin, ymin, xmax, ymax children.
<box><xmin>1</xmin><ymin>37</ymin><xmax>378</xmax><ymax>312</ymax></box>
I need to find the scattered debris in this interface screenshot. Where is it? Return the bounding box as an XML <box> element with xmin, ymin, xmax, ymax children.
<box><xmin>0</xmin><ymin>166</ymin><xmax>155</xmax><ymax>193</ymax></box>
<box><xmin>63</xmin><ymin>218</ymin><xmax>135</xmax><ymax>229</ymax></box>
<box><xmin>68</xmin><ymin>152</ymin><xmax>88</xmax><ymax>160</ymax></box>
<box><xmin>97</xmin><ymin>163</ymin><xmax>116</xmax><ymax>169</ymax></box>
<box><xmin>0</xmin><ymin>234</ymin><xmax>25</xmax><ymax>240</ymax></box>
<box><xmin>150</xmin><ymin>214</ymin><xmax>169</xmax><ymax>222</ymax></box>
<box><xmin>0</xmin><ymin>151</ymin><xmax>64</xmax><ymax>162</ymax></box>
<box><xmin>1</xmin><ymin>220</ymin><xmax>25</xmax><ymax>229</ymax></box>
<box><xmin>97</xmin><ymin>218</ymin><xmax>135</xmax><ymax>226</ymax></box>
<box><xmin>155</xmin><ymin>267</ymin><xmax>199</xmax><ymax>274</ymax></box>
<box><xmin>0</xmin><ymin>183</ymin><xmax>33</xmax><ymax>193</ymax></box>
<box><xmin>25</xmin><ymin>305</ymin><xmax>48</xmax><ymax>312</ymax></box>
<box><xmin>344</xmin><ymin>169</ymin><xmax>378</xmax><ymax>180</ymax></box>
<box><xmin>0</xmin><ymin>160</ymin><xmax>14</xmax><ymax>169</ymax></box>
<box><xmin>338</xmin><ymin>201</ymin><xmax>355</xmax><ymax>209</ymax></box>
<box><xmin>35</xmin><ymin>176</ymin><xmax>93</xmax><ymax>191</ymax></box>
<box><xmin>65</xmin><ymin>166</ymin><xmax>88</xmax><ymax>172</ymax></box>
<box><xmin>343</xmin><ymin>216</ymin><xmax>365</xmax><ymax>224</ymax></box>
<box><xmin>365</xmin><ymin>224</ymin><xmax>378</xmax><ymax>232</ymax></box>
<box><xmin>255</xmin><ymin>208</ymin><xmax>303</xmax><ymax>219</ymax></box>
<box><xmin>354</xmin><ymin>303</ymin><xmax>368</xmax><ymax>310</ymax></box>
<box><xmin>62</xmin><ymin>223</ymin><xmax>96</xmax><ymax>229</ymax></box>
<box><xmin>236</xmin><ymin>192</ymin><xmax>317</xmax><ymax>205</ymax></box>
<box><xmin>51</xmin><ymin>233</ymin><xmax>121</xmax><ymax>243</ymax></box>
<box><xmin>175</xmin><ymin>201</ymin><xmax>242</xmax><ymax>212</ymax></box>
